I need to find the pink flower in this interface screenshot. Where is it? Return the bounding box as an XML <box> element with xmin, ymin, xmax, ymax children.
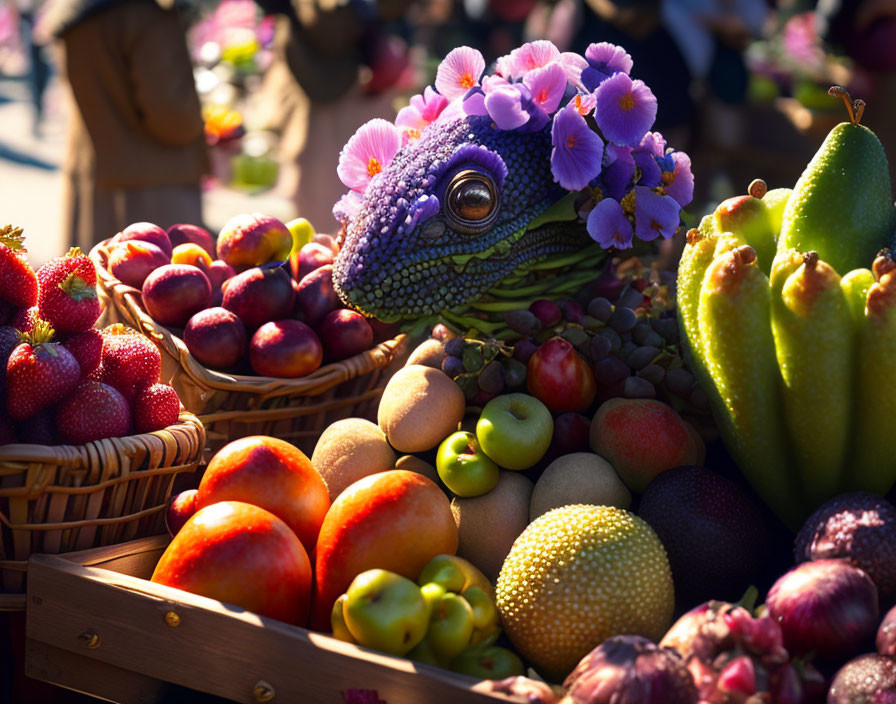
<box><xmin>498</xmin><ymin>40</ymin><xmax>560</xmax><ymax>79</ymax></box>
<box><xmin>395</xmin><ymin>86</ymin><xmax>449</xmax><ymax>142</ymax></box>
<box><xmin>523</xmin><ymin>62</ymin><xmax>567</xmax><ymax>115</ymax></box>
<box><xmin>337</xmin><ymin>119</ymin><xmax>401</xmax><ymax>193</ymax></box>
<box><xmin>435</xmin><ymin>46</ymin><xmax>485</xmax><ymax>100</ymax></box>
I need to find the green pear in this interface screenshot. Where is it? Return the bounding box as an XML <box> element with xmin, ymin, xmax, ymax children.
<box><xmin>330</xmin><ymin>593</ymin><xmax>356</xmax><ymax>644</ymax></box>
<box><xmin>449</xmin><ymin>644</ymin><xmax>525</xmax><ymax>680</ymax></box>
<box><xmin>778</xmin><ymin>87</ymin><xmax>896</xmax><ymax>275</ymax></box>
<box><xmin>342</xmin><ymin>569</ymin><xmax>429</xmax><ymax>656</ymax></box>
<box><xmin>425</xmin><ymin>592</ymin><xmax>475</xmax><ymax>663</ymax></box>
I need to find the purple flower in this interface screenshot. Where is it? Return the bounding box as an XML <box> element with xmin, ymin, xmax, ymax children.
<box><xmin>333</xmin><ymin>190</ymin><xmax>363</xmax><ymax>228</ymax></box>
<box><xmin>662</xmin><ymin>151</ymin><xmax>694</xmax><ymax>208</ymax></box>
<box><xmin>587</xmin><ymin>197</ymin><xmax>634</xmax><ymax>249</ymax></box>
<box><xmin>498</xmin><ymin>40</ymin><xmax>560</xmax><ymax>79</ymax></box>
<box><xmin>436</xmin><ymin>46</ymin><xmax>485</xmax><ymax>100</ymax></box>
<box><xmin>485</xmin><ymin>84</ymin><xmax>532</xmax><ymax>130</ymax></box>
<box><xmin>581</xmin><ymin>42</ymin><xmax>633</xmax><ymax>91</ymax></box>
<box><xmin>462</xmin><ymin>74</ymin><xmax>509</xmax><ymax>116</ymax></box>
<box><xmin>633</xmin><ymin>186</ymin><xmax>681</xmax><ymax>241</ymax></box>
<box><xmin>601</xmin><ymin>145</ymin><xmax>635</xmax><ymax>200</ymax></box>
<box><xmin>523</xmin><ymin>62</ymin><xmax>567</xmax><ymax>115</ymax></box>
<box><xmin>638</xmin><ymin>131</ymin><xmax>666</xmax><ymax>158</ymax></box>
<box><xmin>632</xmin><ymin>146</ymin><xmax>662</xmax><ymax>188</ymax></box>
<box><xmin>337</xmin><ymin>119</ymin><xmax>401</xmax><ymax>192</ymax></box>
<box><xmin>594</xmin><ymin>72</ymin><xmax>657</xmax><ymax>147</ymax></box>
<box><xmin>550</xmin><ymin>104</ymin><xmax>604</xmax><ymax>190</ymax></box>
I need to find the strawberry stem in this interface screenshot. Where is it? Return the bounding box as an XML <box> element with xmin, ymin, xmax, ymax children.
<box><xmin>20</xmin><ymin>318</ymin><xmax>56</xmax><ymax>346</ymax></box>
<box><xmin>0</xmin><ymin>225</ymin><xmax>26</xmax><ymax>251</ymax></box>
<box><xmin>66</xmin><ymin>247</ymin><xmax>83</xmax><ymax>258</ymax></box>
<box><xmin>58</xmin><ymin>272</ymin><xmax>98</xmax><ymax>301</ymax></box>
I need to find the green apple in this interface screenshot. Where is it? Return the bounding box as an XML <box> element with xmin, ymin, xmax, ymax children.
<box><xmin>406</xmin><ymin>638</ymin><xmax>441</xmax><ymax>666</ymax></box>
<box><xmin>425</xmin><ymin>592</ymin><xmax>475</xmax><ymax>663</ymax></box>
<box><xmin>436</xmin><ymin>431</ymin><xmax>500</xmax><ymax>497</ymax></box>
<box><xmin>450</xmin><ymin>644</ymin><xmax>525</xmax><ymax>680</ymax></box>
<box><xmin>330</xmin><ymin>593</ymin><xmax>356</xmax><ymax>643</ymax></box>
<box><xmin>418</xmin><ymin>554</ymin><xmax>494</xmax><ymax>598</ymax></box>
<box><xmin>286</xmin><ymin>217</ymin><xmax>316</xmax><ymax>253</ymax></box>
<box><xmin>342</xmin><ymin>569</ymin><xmax>429</xmax><ymax>656</ymax></box>
<box><xmin>420</xmin><ymin>581</ymin><xmax>448</xmax><ymax>616</ymax></box>
<box><xmin>476</xmin><ymin>393</ymin><xmax>553</xmax><ymax>470</ymax></box>
<box><xmin>461</xmin><ymin>586</ymin><xmax>499</xmax><ymax>646</ymax></box>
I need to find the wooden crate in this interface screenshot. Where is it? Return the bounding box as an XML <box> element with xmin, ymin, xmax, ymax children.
<box><xmin>24</xmin><ymin>537</ymin><xmax>524</xmax><ymax>704</ymax></box>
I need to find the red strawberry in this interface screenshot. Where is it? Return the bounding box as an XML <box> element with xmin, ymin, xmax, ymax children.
<box><xmin>62</xmin><ymin>329</ymin><xmax>103</xmax><ymax>380</ymax></box>
<box><xmin>133</xmin><ymin>383</ymin><xmax>180</xmax><ymax>433</ymax></box>
<box><xmin>55</xmin><ymin>381</ymin><xmax>131</xmax><ymax>444</ymax></box>
<box><xmin>100</xmin><ymin>329</ymin><xmax>162</xmax><ymax>401</ymax></box>
<box><xmin>9</xmin><ymin>305</ymin><xmax>38</xmax><ymax>333</ymax></box>
<box><xmin>7</xmin><ymin>320</ymin><xmax>80</xmax><ymax>421</ymax></box>
<box><xmin>37</xmin><ymin>247</ymin><xmax>102</xmax><ymax>333</ymax></box>
<box><xmin>0</xmin><ymin>225</ymin><xmax>38</xmax><ymax>308</ymax></box>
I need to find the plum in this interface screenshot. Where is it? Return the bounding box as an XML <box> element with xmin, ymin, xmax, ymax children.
<box><xmin>184</xmin><ymin>307</ymin><xmax>247</xmax><ymax>371</ymax></box>
<box><xmin>167</xmin><ymin>223</ymin><xmax>215</xmax><ymax>257</ymax></box>
<box><xmin>141</xmin><ymin>264</ymin><xmax>211</xmax><ymax>327</ymax></box>
<box><xmin>294</xmin><ymin>265</ymin><xmax>339</xmax><ymax>328</ymax></box>
<box><xmin>291</xmin><ymin>242</ymin><xmax>334</xmax><ymax>281</ymax></box>
<box><xmin>109</xmin><ymin>240</ymin><xmax>170</xmax><ymax>288</ymax></box>
<box><xmin>249</xmin><ymin>320</ymin><xmax>322</xmax><ymax>378</ymax></box>
<box><xmin>116</xmin><ymin>222</ymin><xmax>172</xmax><ymax>256</ymax></box>
<box><xmin>316</xmin><ymin>309</ymin><xmax>373</xmax><ymax>362</ymax></box>
<box><xmin>222</xmin><ymin>264</ymin><xmax>295</xmax><ymax>330</ymax></box>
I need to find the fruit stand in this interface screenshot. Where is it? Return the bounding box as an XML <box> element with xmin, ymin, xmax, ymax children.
<box><xmin>3</xmin><ymin>35</ymin><xmax>896</xmax><ymax>704</ymax></box>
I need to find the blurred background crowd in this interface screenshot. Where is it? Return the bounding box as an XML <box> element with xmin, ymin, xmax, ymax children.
<box><xmin>0</xmin><ymin>0</ymin><xmax>894</xmax><ymax>264</ymax></box>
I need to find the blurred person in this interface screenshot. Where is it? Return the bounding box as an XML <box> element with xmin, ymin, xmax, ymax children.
<box><xmin>255</xmin><ymin>0</ymin><xmax>413</xmax><ymax>234</ymax></box>
<box><xmin>10</xmin><ymin>0</ymin><xmax>52</xmax><ymax>135</ymax></box>
<box><xmin>42</xmin><ymin>0</ymin><xmax>208</xmax><ymax>251</ymax></box>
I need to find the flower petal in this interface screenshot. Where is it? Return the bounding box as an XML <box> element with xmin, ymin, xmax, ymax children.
<box><xmin>412</xmin><ymin>86</ymin><xmax>449</xmax><ymax>123</ymax></box>
<box><xmin>523</xmin><ymin>62</ymin><xmax>567</xmax><ymax>115</ymax></box>
<box><xmin>333</xmin><ymin>190</ymin><xmax>363</xmax><ymax>228</ymax></box>
<box><xmin>583</xmin><ymin>42</ymin><xmax>633</xmax><ymax>90</ymax></box>
<box><xmin>435</xmin><ymin>46</ymin><xmax>485</xmax><ymax>100</ymax></box>
<box><xmin>505</xmin><ymin>40</ymin><xmax>560</xmax><ymax>78</ymax></box>
<box><xmin>586</xmin><ymin>197</ymin><xmax>634</xmax><ymax>249</ymax></box>
<box><xmin>634</xmin><ymin>186</ymin><xmax>681</xmax><ymax>241</ymax></box>
<box><xmin>632</xmin><ymin>146</ymin><xmax>662</xmax><ymax>188</ymax></box>
<box><xmin>484</xmin><ymin>85</ymin><xmax>530</xmax><ymax>130</ymax></box>
<box><xmin>337</xmin><ymin>118</ymin><xmax>401</xmax><ymax>192</ymax></box>
<box><xmin>601</xmin><ymin>145</ymin><xmax>635</xmax><ymax>200</ymax></box>
<box><xmin>663</xmin><ymin>151</ymin><xmax>694</xmax><ymax>208</ymax></box>
<box><xmin>559</xmin><ymin>52</ymin><xmax>588</xmax><ymax>90</ymax></box>
<box><xmin>550</xmin><ymin>104</ymin><xmax>604</xmax><ymax>190</ymax></box>
<box><xmin>594</xmin><ymin>73</ymin><xmax>657</xmax><ymax>146</ymax></box>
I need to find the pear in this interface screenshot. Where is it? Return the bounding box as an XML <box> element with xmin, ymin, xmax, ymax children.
<box><xmin>778</xmin><ymin>87</ymin><xmax>896</xmax><ymax>275</ymax></box>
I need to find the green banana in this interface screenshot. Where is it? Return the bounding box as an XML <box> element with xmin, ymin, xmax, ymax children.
<box><xmin>849</xmin><ymin>252</ymin><xmax>896</xmax><ymax>494</ymax></box>
<box><xmin>770</xmin><ymin>251</ymin><xmax>854</xmax><ymax>505</ymax></box>
<box><xmin>697</xmin><ymin>245</ymin><xmax>801</xmax><ymax>528</ymax></box>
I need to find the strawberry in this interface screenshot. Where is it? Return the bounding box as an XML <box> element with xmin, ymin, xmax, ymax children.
<box><xmin>62</xmin><ymin>329</ymin><xmax>103</xmax><ymax>380</ymax></box>
<box><xmin>55</xmin><ymin>381</ymin><xmax>131</xmax><ymax>444</ymax></box>
<box><xmin>6</xmin><ymin>320</ymin><xmax>80</xmax><ymax>421</ymax></box>
<box><xmin>37</xmin><ymin>247</ymin><xmax>102</xmax><ymax>333</ymax></box>
<box><xmin>9</xmin><ymin>305</ymin><xmax>38</xmax><ymax>334</ymax></box>
<box><xmin>99</xmin><ymin>328</ymin><xmax>162</xmax><ymax>401</ymax></box>
<box><xmin>0</xmin><ymin>225</ymin><xmax>38</xmax><ymax>308</ymax></box>
<box><xmin>133</xmin><ymin>383</ymin><xmax>180</xmax><ymax>433</ymax></box>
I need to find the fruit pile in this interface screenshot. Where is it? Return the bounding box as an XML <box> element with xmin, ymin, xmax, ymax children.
<box><xmin>678</xmin><ymin>87</ymin><xmax>896</xmax><ymax>529</ymax></box>
<box><xmin>0</xmin><ymin>229</ymin><xmax>180</xmax><ymax>445</ymax></box>
<box><xmin>105</xmin><ymin>214</ymin><xmax>389</xmax><ymax>379</ymax></box>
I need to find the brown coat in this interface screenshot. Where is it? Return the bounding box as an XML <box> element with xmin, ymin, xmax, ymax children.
<box><xmin>46</xmin><ymin>0</ymin><xmax>208</xmax><ymax>248</ymax></box>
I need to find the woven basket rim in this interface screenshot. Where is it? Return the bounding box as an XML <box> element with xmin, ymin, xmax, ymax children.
<box><xmin>89</xmin><ymin>238</ymin><xmax>407</xmax><ymax>398</ymax></box>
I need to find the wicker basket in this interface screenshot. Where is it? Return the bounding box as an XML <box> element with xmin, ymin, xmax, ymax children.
<box><xmin>89</xmin><ymin>240</ymin><xmax>409</xmax><ymax>457</ymax></box>
<box><xmin>0</xmin><ymin>410</ymin><xmax>205</xmax><ymax>599</ymax></box>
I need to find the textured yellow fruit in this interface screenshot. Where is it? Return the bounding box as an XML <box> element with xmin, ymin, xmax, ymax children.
<box><xmin>496</xmin><ymin>504</ymin><xmax>674</xmax><ymax>682</ymax></box>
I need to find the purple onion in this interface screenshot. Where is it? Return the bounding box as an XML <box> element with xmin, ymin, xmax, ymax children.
<box><xmin>766</xmin><ymin>559</ymin><xmax>879</xmax><ymax>662</ymax></box>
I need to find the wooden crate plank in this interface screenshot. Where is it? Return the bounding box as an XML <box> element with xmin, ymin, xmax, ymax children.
<box><xmin>26</xmin><ymin>555</ymin><xmax>515</xmax><ymax>704</ymax></box>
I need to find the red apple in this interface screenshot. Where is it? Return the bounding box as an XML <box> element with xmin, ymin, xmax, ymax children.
<box><xmin>249</xmin><ymin>319</ymin><xmax>322</xmax><ymax>377</ymax></box>
<box><xmin>527</xmin><ymin>337</ymin><xmax>597</xmax><ymax>413</ymax></box>
<box><xmin>291</xmin><ymin>242</ymin><xmax>335</xmax><ymax>282</ymax></box>
<box><xmin>167</xmin><ymin>223</ymin><xmax>215</xmax><ymax>257</ymax></box>
<box><xmin>165</xmin><ymin>489</ymin><xmax>198</xmax><ymax>536</ymax></box>
<box><xmin>141</xmin><ymin>264</ymin><xmax>212</xmax><ymax>327</ymax></box>
<box><xmin>222</xmin><ymin>264</ymin><xmax>295</xmax><ymax>329</ymax></box>
<box><xmin>151</xmin><ymin>501</ymin><xmax>312</xmax><ymax>625</ymax></box>
<box><xmin>116</xmin><ymin>222</ymin><xmax>172</xmax><ymax>256</ymax></box>
<box><xmin>108</xmin><ymin>240</ymin><xmax>170</xmax><ymax>288</ymax></box>
<box><xmin>294</xmin><ymin>264</ymin><xmax>340</xmax><ymax>327</ymax></box>
<box><xmin>196</xmin><ymin>435</ymin><xmax>331</xmax><ymax>555</ymax></box>
<box><xmin>217</xmin><ymin>213</ymin><xmax>292</xmax><ymax>271</ymax></box>
<box><xmin>184</xmin><ymin>307</ymin><xmax>247</xmax><ymax>370</ymax></box>
<box><xmin>317</xmin><ymin>308</ymin><xmax>373</xmax><ymax>362</ymax></box>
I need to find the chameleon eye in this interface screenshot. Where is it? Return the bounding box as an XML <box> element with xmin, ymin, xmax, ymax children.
<box><xmin>445</xmin><ymin>170</ymin><xmax>500</xmax><ymax>234</ymax></box>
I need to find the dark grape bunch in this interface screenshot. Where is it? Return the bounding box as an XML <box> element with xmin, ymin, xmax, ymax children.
<box><xmin>439</xmin><ymin>257</ymin><xmax>709</xmax><ymax>412</ymax></box>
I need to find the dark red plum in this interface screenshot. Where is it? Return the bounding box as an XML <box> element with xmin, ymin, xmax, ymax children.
<box><xmin>167</xmin><ymin>223</ymin><xmax>215</xmax><ymax>257</ymax></box>
<box><xmin>291</xmin><ymin>242</ymin><xmax>334</xmax><ymax>281</ymax></box>
<box><xmin>141</xmin><ymin>264</ymin><xmax>212</xmax><ymax>327</ymax></box>
<box><xmin>249</xmin><ymin>319</ymin><xmax>322</xmax><ymax>378</ymax></box>
<box><xmin>294</xmin><ymin>264</ymin><xmax>339</xmax><ymax>328</ymax></box>
<box><xmin>108</xmin><ymin>240</ymin><xmax>170</xmax><ymax>288</ymax></box>
<box><xmin>222</xmin><ymin>264</ymin><xmax>295</xmax><ymax>329</ymax></box>
<box><xmin>116</xmin><ymin>222</ymin><xmax>172</xmax><ymax>256</ymax></box>
<box><xmin>316</xmin><ymin>308</ymin><xmax>373</xmax><ymax>362</ymax></box>
<box><xmin>184</xmin><ymin>307</ymin><xmax>247</xmax><ymax>371</ymax></box>
<box><xmin>165</xmin><ymin>489</ymin><xmax>198</xmax><ymax>537</ymax></box>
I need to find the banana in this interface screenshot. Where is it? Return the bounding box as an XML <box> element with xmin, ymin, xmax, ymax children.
<box><xmin>770</xmin><ymin>252</ymin><xmax>854</xmax><ymax>505</ymax></box>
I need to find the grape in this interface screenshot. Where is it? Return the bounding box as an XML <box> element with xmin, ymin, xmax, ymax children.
<box><xmin>596</xmin><ymin>328</ymin><xmax>622</xmax><ymax>353</ymax></box>
<box><xmin>589</xmin><ymin>334</ymin><xmax>613</xmax><ymax>362</ymax></box>
<box><xmin>619</xmin><ymin>341</ymin><xmax>637</xmax><ymax>360</ymax></box>
<box><xmin>637</xmin><ymin>364</ymin><xmax>665</xmax><ymax>386</ymax></box>
<box><xmin>455</xmin><ymin>373</ymin><xmax>479</xmax><ymax>401</ymax></box>
<box><xmin>445</xmin><ymin>337</ymin><xmax>465</xmax><ymax>357</ymax></box>
<box><xmin>505</xmin><ymin>309</ymin><xmax>540</xmax><ymax>337</ymax></box>
<box><xmin>651</xmin><ymin>317</ymin><xmax>679</xmax><ymax>343</ymax></box>
<box><xmin>617</xmin><ymin>287</ymin><xmax>645</xmax><ymax>310</ymax></box>
<box><xmin>529</xmin><ymin>299</ymin><xmax>562</xmax><ymax>327</ymax></box>
<box><xmin>608</xmin><ymin>306</ymin><xmax>638</xmax><ymax>333</ymax></box>
<box><xmin>586</xmin><ymin>297</ymin><xmax>613</xmax><ymax>322</ymax></box>
<box><xmin>462</xmin><ymin>344</ymin><xmax>484</xmax><ymax>373</ymax></box>
<box><xmin>623</xmin><ymin>375</ymin><xmax>656</xmax><ymax>399</ymax></box>
<box><xmin>478</xmin><ymin>360</ymin><xmax>506</xmax><ymax>395</ymax></box>
<box><xmin>627</xmin><ymin>345</ymin><xmax>661</xmax><ymax>370</ymax></box>
<box><xmin>512</xmin><ymin>338</ymin><xmax>538</xmax><ymax>364</ymax></box>
<box><xmin>441</xmin><ymin>355</ymin><xmax>464</xmax><ymax>379</ymax></box>
<box><xmin>561</xmin><ymin>300</ymin><xmax>584</xmax><ymax>324</ymax></box>
<box><xmin>502</xmin><ymin>357</ymin><xmax>527</xmax><ymax>389</ymax></box>
<box><xmin>690</xmin><ymin>386</ymin><xmax>710</xmax><ymax>410</ymax></box>
<box><xmin>664</xmin><ymin>367</ymin><xmax>694</xmax><ymax>397</ymax></box>
<box><xmin>633</xmin><ymin>323</ymin><xmax>664</xmax><ymax>348</ymax></box>
<box><xmin>593</xmin><ymin>355</ymin><xmax>629</xmax><ymax>385</ymax></box>
<box><xmin>561</xmin><ymin>325</ymin><xmax>590</xmax><ymax>349</ymax></box>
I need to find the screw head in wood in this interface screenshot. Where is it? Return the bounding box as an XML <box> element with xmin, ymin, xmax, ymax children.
<box><xmin>253</xmin><ymin>680</ymin><xmax>275</xmax><ymax>702</ymax></box>
<box><xmin>164</xmin><ymin>611</ymin><xmax>181</xmax><ymax>628</ymax></box>
<box><xmin>78</xmin><ymin>631</ymin><xmax>101</xmax><ymax>649</ymax></box>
